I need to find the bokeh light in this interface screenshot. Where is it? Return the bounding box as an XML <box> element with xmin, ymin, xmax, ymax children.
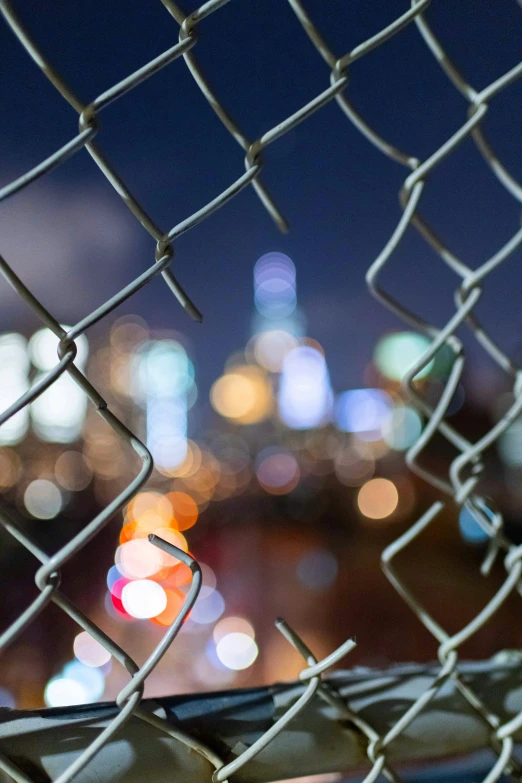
<box><xmin>211</xmin><ymin>366</ymin><xmax>271</xmax><ymax>424</ymax></box>
<box><xmin>0</xmin><ymin>448</ymin><xmax>22</xmax><ymax>490</ymax></box>
<box><xmin>374</xmin><ymin>332</ymin><xmax>433</xmax><ymax>381</ymax></box>
<box><xmin>382</xmin><ymin>406</ymin><xmax>422</xmax><ymax>451</ymax></box>
<box><xmin>180</xmin><ymin>451</ymin><xmax>221</xmax><ymax>504</ymax></box>
<box><xmin>213</xmin><ymin>616</ymin><xmax>255</xmax><ymax>643</ymax></box>
<box><xmin>55</xmin><ymin>451</ymin><xmax>92</xmax><ymax>491</ymax></box>
<box><xmin>254</xmin><ymin>252</ymin><xmax>296</xmax><ymax>320</ymax></box>
<box><xmin>498</xmin><ymin>419</ymin><xmax>522</xmax><ymax>467</ymax></box>
<box><xmin>255</xmin><ymin>282</ymin><xmax>296</xmax><ymax>320</ymax></box>
<box><xmin>29</xmin><ymin>328</ymin><xmax>88</xmax><ymax>371</ymax></box>
<box><xmin>254</xmin><ymin>330</ymin><xmax>298</xmax><ymax>372</ymax></box>
<box><xmin>165</xmin><ymin>439</ymin><xmax>202</xmax><ymax>479</ymax></box>
<box><xmin>296</xmin><ymin>549</ymin><xmax>338</xmax><ymax>591</ymax></box>
<box><xmin>166</xmin><ymin>491</ymin><xmax>198</xmax><ymax>531</ymax></box>
<box><xmin>45</xmin><ymin>657</ymin><xmax>105</xmax><ymax>707</ymax></box>
<box><xmin>191</xmin><ymin>590</ymin><xmax>225</xmax><ymax>624</ymax></box>
<box><xmin>110</xmin><ymin>316</ymin><xmax>149</xmax><ymax>354</ymax></box>
<box><xmin>334</xmin><ymin>449</ymin><xmax>374</xmax><ymax>487</ymax></box>
<box><xmin>357</xmin><ymin>478</ymin><xmax>399</xmax><ymax>520</ymax></box>
<box><xmin>163</xmin><ymin>560</ymin><xmax>193</xmax><ymax>588</ymax></box>
<box><xmin>45</xmin><ymin>677</ymin><xmax>87</xmax><ymax>707</ymax></box>
<box><xmin>83</xmin><ymin>417</ymin><xmax>123</xmax><ymax>480</ymax></box>
<box><xmin>256</xmin><ymin>449</ymin><xmax>299</xmax><ymax>494</ymax></box>
<box><xmin>74</xmin><ymin>632</ymin><xmax>111</xmax><ymax>668</ymax></box>
<box><xmin>121</xmin><ymin>579</ymin><xmax>168</xmax><ymax>619</ymax></box>
<box><xmin>106</xmin><ymin>590</ymin><xmax>132</xmax><ymax>620</ymax></box>
<box><xmin>459</xmin><ymin>505</ymin><xmax>491</xmax><ymax>544</ymax></box>
<box><xmin>63</xmin><ymin>661</ymin><xmax>105</xmax><ymax>700</ymax></box>
<box><xmin>120</xmin><ymin>522</ymin><xmax>139</xmax><ymax>544</ymax></box>
<box><xmin>24</xmin><ymin>479</ymin><xmax>62</xmax><ymax>519</ymax></box>
<box><xmin>29</xmin><ymin>330</ymin><xmax>88</xmax><ymax>442</ymax></box>
<box><xmin>335</xmin><ymin>389</ymin><xmax>392</xmax><ymax>439</ymax></box>
<box><xmin>116</xmin><ymin>539</ymin><xmax>163</xmax><ymax>579</ymax></box>
<box><xmin>138</xmin><ymin>340</ymin><xmax>194</xmax><ymax>398</ymax></box>
<box><xmin>108</xmin><ymin>575</ymin><xmax>129</xmax><ymax>599</ymax></box>
<box><xmin>278</xmin><ymin>346</ymin><xmax>332</xmax><ymax>429</ymax></box>
<box><xmin>216</xmin><ymin>632</ymin><xmax>259</xmax><ymax>670</ymax></box>
<box><xmin>126</xmin><ymin>492</ymin><xmax>172</xmax><ymax>526</ymax></box>
<box><xmin>255</xmin><ymin>252</ymin><xmax>295</xmax><ymax>286</ymax></box>
<box><xmin>150</xmin><ymin>527</ymin><xmax>188</xmax><ymax>568</ymax></box>
<box><xmin>199</xmin><ymin>562</ymin><xmax>217</xmax><ymax>599</ymax></box>
<box><xmin>0</xmin><ymin>333</ymin><xmax>29</xmax><ymax>445</ymax></box>
<box><xmin>31</xmin><ymin>373</ymin><xmax>88</xmax><ymax>443</ymax></box>
<box><xmin>138</xmin><ymin>341</ymin><xmax>194</xmax><ymax>472</ymax></box>
<box><xmin>150</xmin><ymin>588</ymin><xmax>185</xmax><ymax>626</ymax></box>
<box><xmin>107</xmin><ymin>565</ymin><xmax>123</xmax><ymax>593</ymax></box>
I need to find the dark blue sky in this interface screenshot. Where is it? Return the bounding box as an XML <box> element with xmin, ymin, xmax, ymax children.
<box><xmin>1</xmin><ymin>0</ymin><xmax>521</xmax><ymax>399</ymax></box>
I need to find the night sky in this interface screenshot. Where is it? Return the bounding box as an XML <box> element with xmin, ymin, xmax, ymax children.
<box><xmin>1</xmin><ymin>0</ymin><xmax>521</xmax><ymax>401</ymax></box>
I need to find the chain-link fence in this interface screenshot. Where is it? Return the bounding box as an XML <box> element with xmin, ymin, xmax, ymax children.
<box><xmin>1</xmin><ymin>1</ymin><xmax>522</xmax><ymax>781</ymax></box>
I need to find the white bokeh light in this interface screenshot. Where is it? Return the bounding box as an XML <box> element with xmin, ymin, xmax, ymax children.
<box><xmin>31</xmin><ymin>373</ymin><xmax>87</xmax><ymax>443</ymax></box>
<box><xmin>121</xmin><ymin>579</ymin><xmax>167</xmax><ymax>619</ymax></box>
<box><xmin>138</xmin><ymin>341</ymin><xmax>194</xmax><ymax>472</ymax></box>
<box><xmin>191</xmin><ymin>590</ymin><xmax>225</xmax><ymax>625</ymax></box>
<box><xmin>29</xmin><ymin>328</ymin><xmax>88</xmax><ymax>372</ymax></box>
<box><xmin>28</xmin><ymin>328</ymin><xmax>88</xmax><ymax>443</ymax></box>
<box><xmin>382</xmin><ymin>406</ymin><xmax>422</xmax><ymax>451</ymax></box>
<box><xmin>73</xmin><ymin>632</ymin><xmax>111</xmax><ymax>668</ymax></box>
<box><xmin>0</xmin><ymin>333</ymin><xmax>29</xmax><ymax>446</ymax></box>
<box><xmin>278</xmin><ymin>346</ymin><xmax>332</xmax><ymax>429</ymax></box>
<box><xmin>335</xmin><ymin>389</ymin><xmax>392</xmax><ymax>437</ymax></box>
<box><xmin>44</xmin><ymin>677</ymin><xmax>88</xmax><ymax>707</ymax></box>
<box><xmin>116</xmin><ymin>539</ymin><xmax>163</xmax><ymax>579</ymax></box>
<box><xmin>24</xmin><ymin>480</ymin><xmax>62</xmax><ymax>519</ymax></box>
<box><xmin>216</xmin><ymin>632</ymin><xmax>259</xmax><ymax>670</ymax></box>
<box><xmin>63</xmin><ymin>661</ymin><xmax>105</xmax><ymax>701</ymax></box>
<box><xmin>254</xmin><ymin>330</ymin><xmax>298</xmax><ymax>372</ymax></box>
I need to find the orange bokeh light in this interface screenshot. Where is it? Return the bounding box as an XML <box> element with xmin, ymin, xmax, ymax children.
<box><xmin>145</xmin><ymin>529</ymin><xmax>190</xmax><ymax>583</ymax></box>
<box><xmin>152</xmin><ymin>527</ymin><xmax>188</xmax><ymax>567</ymax></box>
<box><xmin>210</xmin><ymin>366</ymin><xmax>272</xmax><ymax>424</ymax></box>
<box><xmin>126</xmin><ymin>492</ymin><xmax>172</xmax><ymax>526</ymax></box>
<box><xmin>162</xmin><ymin>559</ymin><xmax>193</xmax><ymax>588</ymax></box>
<box><xmin>120</xmin><ymin>522</ymin><xmax>138</xmax><ymax>544</ymax></box>
<box><xmin>357</xmin><ymin>477</ymin><xmax>399</xmax><ymax>521</ymax></box>
<box><xmin>135</xmin><ymin>510</ymin><xmax>175</xmax><ymax>534</ymax></box>
<box><xmin>165</xmin><ymin>491</ymin><xmax>198</xmax><ymax>531</ymax></box>
<box><xmin>150</xmin><ymin>588</ymin><xmax>186</xmax><ymax>627</ymax></box>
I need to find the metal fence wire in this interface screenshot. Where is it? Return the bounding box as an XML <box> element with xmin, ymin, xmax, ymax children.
<box><xmin>1</xmin><ymin>1</ymin><xmax>522</xmax><ymax>782</ymax></box>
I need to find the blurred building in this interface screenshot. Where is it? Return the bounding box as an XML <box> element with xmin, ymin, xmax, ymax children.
<box><xmin>0</xmin><ymin>252</ymin><xmax>521</xmax><ymax>710</ymax></box>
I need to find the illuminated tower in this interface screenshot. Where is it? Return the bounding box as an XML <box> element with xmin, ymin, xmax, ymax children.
<box><xmin>252</xmin><ymin>252</ymin><xmax>333</xmax><ymax>430</ymax></box>
<box><xmin>251</xmin><ymin>252</ymin><xmax>306</xmax><ymax>346</ymax></box>
<box><xmin>132</xmin><ymin>339</ymin><xmax>195</xmax><ymax>475</ymax></box>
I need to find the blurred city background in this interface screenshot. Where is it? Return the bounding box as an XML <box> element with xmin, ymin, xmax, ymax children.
<box><xmin>1</xmin><ymin>0</ymin><xmax>522</xmax><ymax>716</ymax></box>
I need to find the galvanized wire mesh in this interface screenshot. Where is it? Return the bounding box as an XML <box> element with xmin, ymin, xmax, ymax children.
<box><xmin>1</xmin><ymin>1</ymin><xmax>522</xmax><ymax>782</ymax></box>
